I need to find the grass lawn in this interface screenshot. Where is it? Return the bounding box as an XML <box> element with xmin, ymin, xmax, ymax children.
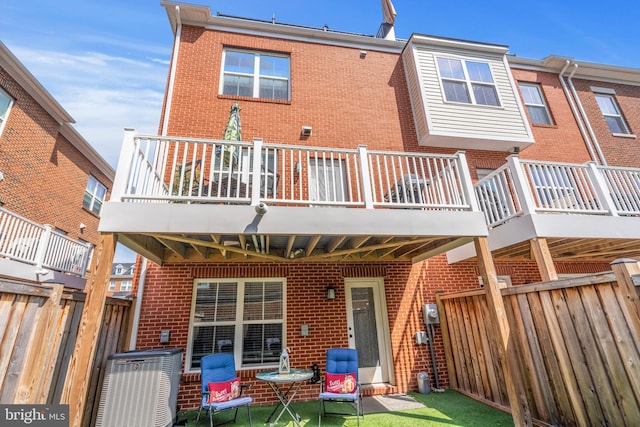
<box><xmin>176</xmin><ymin>389</ymin><xmax>515</xmax><ymax>426</ymax></box>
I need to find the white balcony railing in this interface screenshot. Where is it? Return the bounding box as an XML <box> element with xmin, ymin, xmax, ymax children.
<box><xmin>0</xmin><ymin>207</ymin><xmax>92</xmax><ymax>276</ymax></box>
<box><xmin>476</xmin><ymin>156</ymin><xmax>640</xmax><ymax>228</ymax></box>
<box><xmin>111</xmin><ymin>131</ymin><xmax>478</xmax><ymax>212</ymax></box>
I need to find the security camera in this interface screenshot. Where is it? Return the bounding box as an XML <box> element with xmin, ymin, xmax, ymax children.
<box><xmin>255</xmin><ymin>202</ymin><xmax>268</xmax><ymax>216</ymax></box>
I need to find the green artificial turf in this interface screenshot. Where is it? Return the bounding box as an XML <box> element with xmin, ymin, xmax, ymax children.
<box><xmin>176</xmin><ymin>389</ymin><xmax>515</xmax><ymax>426</ymax></box>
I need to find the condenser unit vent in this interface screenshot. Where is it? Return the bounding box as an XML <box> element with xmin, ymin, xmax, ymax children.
<box><xmin>95</xmin><ymin>348</ymin><xmax>183</xmax><ymax>427</ymax></box>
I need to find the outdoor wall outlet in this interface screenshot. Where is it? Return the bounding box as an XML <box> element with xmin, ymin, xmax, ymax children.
<box><xmin>415</xmin><ymin>331</ymin><xmax>428</xmax><ymax>345</ymax></box>
<box><xmin>160</xmin><ymin>330</ymin><xmax>170</xmax><ymax>343</ymax></box>
<box><xmin>301</xmin><ymin>324</ymin><xmax>309</xmax><ymax>336</ymax></box>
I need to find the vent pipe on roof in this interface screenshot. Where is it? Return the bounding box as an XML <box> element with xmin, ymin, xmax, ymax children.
<box><xmin>378</xmin><ymin>0</ymin><xmax>396</xmax><ymax>40</ymax></box>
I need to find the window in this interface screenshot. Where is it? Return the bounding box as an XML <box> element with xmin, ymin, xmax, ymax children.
<box><xmin>109</xmin><ymin>280</ymin><xmax>116</xmax><ymax>291</ymax></box>
<box><xmin>83</xmin><ymin>176</ymin><xmax>107</xmax><ymax>215</ymax></box>
<box><xmin>519</xmin><ymin>83</ymin><xmax>552</xmax><ymax>125</ymax></box>
<box><xmin>120</xmin><ymin>280</ymin><xmax>132</xmax><ymax>291</ymax></box>
<box><xmin>115</xmin><ymin>264</ymin><xmax>123</xmax><ymax>275</ymax></box>
<box><xmin>309</xmin><ymin>158</ymin><xmax>348</xmax><ymax>203</ymax></box>
<box><xmin>222</xmin><ymin>50</ymin><xmax>290</xmax><ymax>101</ymax></box>
<box><xmin>188</xmin><ymin>278</ymin><xmax>284</xmax><ymax>371</ymax></box>
<box><xmin>594</xmin><ymin>93</ymin><xmax>630</xmax><ymax>134</ymax></box>
<box><xmin>436</xmin><ymin>57</ymin><xmax>500</xmax><ymax>106</ymax></box>
<box><xmin>0</xmin><ymin>87</ymin><xmax>13</xmax><ymax>136</ymax></box>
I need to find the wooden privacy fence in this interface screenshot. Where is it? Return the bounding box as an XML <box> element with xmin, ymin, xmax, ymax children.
<box><xmin>436</xmin><ymin>260</ymin><xmax>640</xmax><ymax>426</ymax></box>
<box><xmin>0</xmin><ymin>278</ymin><xmax>133</xmax><ymax>426</ymax></box>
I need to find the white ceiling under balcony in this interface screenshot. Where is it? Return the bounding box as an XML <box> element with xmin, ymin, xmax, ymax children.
<box><xmin>101</xmin><ymin>203</ymin><xmax>488</xmax><ymax>265</ymax></box>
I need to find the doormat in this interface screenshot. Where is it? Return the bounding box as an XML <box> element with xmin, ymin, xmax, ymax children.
<box><xmin>362</xmin><ymin>394</ymin><xmax>425</xmax><ymax>414</ymax></box>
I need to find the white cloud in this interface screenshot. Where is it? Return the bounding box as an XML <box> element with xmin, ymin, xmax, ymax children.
<box><xmin>10</xmin><ymin>46</ymin><xmax>168</xmax><ymax>167</ymax></box>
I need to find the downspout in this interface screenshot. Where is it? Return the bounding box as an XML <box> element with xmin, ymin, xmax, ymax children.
<box><xmin>128</xmin><ymin>257</ymin><xmax>148</xmax><ymax>349</ymax></box>
<box><xmin>566</xmin><ymin>63</ymin><xmax>608</xmax><ymax>165</ymax></box>
<box><xmin>130</xmin><ymin>6</ymin><xmax>182</xmax><ymax>349</ymax></box>
<box><xmin>558</xmin><ymin>60</ymin><xmax>601</xmax><ymax>164</ymax></box>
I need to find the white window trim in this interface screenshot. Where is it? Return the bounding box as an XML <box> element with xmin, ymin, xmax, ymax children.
<box><xmin>435</xmin><ymin>56</ymin><xmax>502</xmax><ymax>107</ymax></box>
<box><xmin>120</xmin><ymin>280</ymin><xmax>132</xmax><ymax>291</ymax></box>
<box><xmin>519</xmin><ymin>82</ymin><xmax>553</xmax><ymax>125</ymax></box>
<box><xmin>594</xmin><ymin>92</ymin><xmax>631</xmax><ymax>135</ymax></box>
<box><xmin>0</xmin><ymin>87</ymin><xmax>14</xmax><ymax>137</ymax></box>
<box><xmin>219</xmin><ymin>49</ymin><xmax>290</xmax><ymax>100</ymax></box>
<box><xmin>185</xmin><ymin>277</ymin><xmax>287</xmax><ymax>372</ymax></box>
<box><xmin>83</xmin><ymin>175</ymin><xmax>107</xmax><ymax>215</ymax></box>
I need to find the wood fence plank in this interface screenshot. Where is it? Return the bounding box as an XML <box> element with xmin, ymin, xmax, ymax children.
<box><xmin>49</xmin><ymin>297</ymin><xmax>84</xmax><ymax>404</ymax></box>
<box><xmin>527</xmin><ymin>291</ymin><xmax>575</xmax><ymax>425</ymax></box>
<box><xmin>16</xmin><ymin>283</ymin><xmax>63</xmax><ymax>403</ymax></box>
<box><xmin>577</xmin><ymin>285</ymin><xmax>629</xmax><ymax>426</ymax></box>
<box><xmin>553</xmin><ymin>287</ymin><xmax>605</xmax><ymax>426</ymax></box>
<box><xmin>1</xmin><ymin>297</ymin><xmax>42</xmax><ymax>402</ymax></box>
<box><xmin>539</xmin><ymin>289</ymin><xmax>590</xmax><ymax>426</ymax></box>
<box><xmin>461</xmin><ymin>296</ymin><xmax>482</xmax><ymax>396</ymax></box>
<box><xmin>436</xmin><ymin>292</ymin><xmax>457</xmax><ymax>389</ymax></box>
<box><xmin>475</xmin><ymin>294</ymin><xmax>501</xmax><ymax>404</ymax></box>
<box><xmin>596</xmin><ymin>284</ymin><xmax>640</xmax><ymax>424</ymax></box>
<box><xmin>469</xmin><ymin>294</ymin><xmax>490</xmax><ymax>400</ymax></box>
<box><xmin>448</xmin><ymin>299</ymin><xmax>468</xmax><ymax>392</ymax></box>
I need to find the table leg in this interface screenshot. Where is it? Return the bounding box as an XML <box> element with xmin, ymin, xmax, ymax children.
<box><xmin>267</xmin><ymin>381</ymin><xmax>305</xmax><ymax>427</ymax></box>
<box><xmin>265</xmin><ymin>382</ymin><xmax>295</xmax><ymax>422</ymax></box>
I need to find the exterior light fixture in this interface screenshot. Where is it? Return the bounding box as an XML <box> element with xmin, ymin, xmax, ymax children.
<box><xmin>301</xmin><ymin>126</ymin><xmax>312</xmax><ymax>137</ymax></box>
<box><xmin>326</xmin><ymin>285</ymin><xmax>336</xmax><ymax>300</ymax></box>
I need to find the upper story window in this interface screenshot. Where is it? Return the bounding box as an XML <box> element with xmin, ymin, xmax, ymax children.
<box><xmin>187</xmin><ymin>278</ymin><xmax>284</xmax><ymax>372</ymax></box>
<box><xmin>109</xmin><ymin>280</ymin><xmax>116</xmax><ymax>291</ymax></box>
<box><xmin>594</xmin><ymin>93</ymin><xmax>630</xmax><ymax>135</ymax></box>
<box><xmin>519</xmin><ymin>83</ymin><xmax>553</xmax><ymax>125</ymax></box>
<box><xmin>120</xmin><ymin>280</ymin><xmax>132</xmax><ymax>291</ymax></box>
<box><xmin>0</xmin><ymin>87</ymin><xmax>14</xmax><ymax>137</ymax></box>
<box><xmin>436</xmin><ymin>57</ymin><xmax>500</xmax><ymax>106</ymax></box>
<box><xmin>83</xmin><ymin>175</ymin><xmax>107</xmax><ymax>215</ymax></box>
<box><xmin>221</xmin><ymin>50</ymin><xmax>290</xmax><ymax>101</ymax></box>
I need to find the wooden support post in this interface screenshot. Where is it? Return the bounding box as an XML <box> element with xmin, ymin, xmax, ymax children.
<box><xmin>62</xmin><ymin>233</ymin><xmax>117</xmax><ymax>427</ymax></box>
<box><xmin>435</xmin><ymin>291</ymin><xmax>457</xmax><ymax>389</ymax></box>
<box><xmin>530</xmin><ymin>238</ymin><xmax>558</xmax><ymax>281</ymax></box>
<box><xmin>611</xmin><ymin>258</ymin><xmax>640</xmax><ymax>323</ymax></box>
<box><xmin>475</xmin><ymin>237</ymin><xmax>531</xmax><ymax>426</ymax></box>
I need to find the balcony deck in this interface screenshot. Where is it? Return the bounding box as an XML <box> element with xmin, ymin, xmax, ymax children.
<box><xmin>0</xmin><ymin>207</ymin><xmax>91</xmax><ymax>288</ymax></box>
<box><xmin>447</xmin><ymin>156</ymin><xmax>640</xmax><ymax>263</ymax></box>
<box><xmin>101</xmin><ymin>131</ymin><xmax>488</xmax><ymax>264</ymax></box>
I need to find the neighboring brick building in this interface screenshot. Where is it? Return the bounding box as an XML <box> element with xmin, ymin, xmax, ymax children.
<box><xmin>0</xmin><ymin>41</ymin><xmax>114</xmax><ymax>289</ymax></box>
<box><xmin>96</xmin><ymin>2</ymin><xmax>640</xmax><ymax>411</ymax></box>
<box><xmin>108</xmin><ymin>262</ymin><xmax>135</xmax><ymax>295</ymax></box>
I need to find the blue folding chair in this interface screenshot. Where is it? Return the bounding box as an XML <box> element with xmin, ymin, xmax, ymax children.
<box><xmin>318</xmin><ymin>348</ymin><xmax>363</xmax><ymax>426</ymax></box>
<box><xmin>196</xmin><ymin>354</ymin><xmax>253</xmax><ymax>427</ymax></box>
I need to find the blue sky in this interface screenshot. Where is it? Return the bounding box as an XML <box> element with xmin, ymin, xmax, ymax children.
<box><xmin>1</xmin><ymin>0</ymin><xmax>637</xmax><ymax>261</ymax></box>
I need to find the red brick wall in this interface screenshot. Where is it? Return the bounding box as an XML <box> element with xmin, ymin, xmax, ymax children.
<box><xmin>0</xmin><ymin>68</ymin><xmax>112</xmax><ymax>257</ymax></box>
<box><xmin>570</xmin><ymin>78</ymin><xmax>640</xmax><ymax>167</ymax></box>
<box><xmin>133</xmin><ymin>256</ymin><xmax>610</xmax><ymax>410</ymax></box>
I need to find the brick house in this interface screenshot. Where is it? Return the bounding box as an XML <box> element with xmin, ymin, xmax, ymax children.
<box><xmin>108</xmin><ymin>262</ymin><xmax>135</xmax><ymax>295</ymax></box>
<box><xmin>0</xmin><ymin>40</ymin><xmax>114</xmax><ymax>289</ymax></box>
<box><xmin>91</xmin><ymin>1</ymin><xmax>639</xmax><ymax>413</ymax></box>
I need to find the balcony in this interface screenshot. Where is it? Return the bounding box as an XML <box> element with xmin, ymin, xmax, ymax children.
<box><xmin>0</xmin><ymin>207</ymin><xmax>92</xmax><ymax>288</ymax></box>
<box><xmin>100</xmin><ymin>131</ymin><xmax>489</xmax><ymax>264</ymax></box>
<box><xmin>447</xmin><ymin>156</ymin><xmax>640</xmax><ymax>262</ymax></box>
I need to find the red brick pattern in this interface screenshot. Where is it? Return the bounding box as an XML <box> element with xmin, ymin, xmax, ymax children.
<box><xmin>0</xmin><ymin>67</ymin><xmax>112</xmax><ymax>279</ymax></box>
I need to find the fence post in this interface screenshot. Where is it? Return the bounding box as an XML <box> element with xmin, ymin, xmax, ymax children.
<box><xmin>250</xmin><ymin>138</ymin><xmax>263</xmax><ymax>206</ymax></box>
<box><xmin>62</xmin><ymin>232</ymin><xmax>117</xmax><ymax>427</ymax></box>
<box><xmin>435</xmin><ymin>291</ymin><xmax>457</xmax><ymax>389</ymax></box>
<box><xmin>587</xmin><ymin>162</ymin><xmax>619</xmax><ymax>216</ymax></box>
<box><xmin>357</xmin><ymin>145</ymin><xmax>374</xmax><ymax>209</ymax></box>
<box><xmin>611</xmin><ymin>258</ymin><xmax>640</xmax><ymax>322</ymax></box>
<box><xmin>475</xmin><ymin>237</ymin><xmax>532</xmax><ymax>426</ymax></box>
<box><xmin>34</xmin><ymin>225</ymin><xmax>52</xmax><ymax>271</ymax></box>
<box><xmin>507</xmin><ymin>155</ymin><xmax>536</xmax><ymax>216</ymax></box>
<box><xmin>455</xmin><ymin>151</ymin><xmax>479</xmax><ymax>211</ymax></box>
<box><xmin>111</xmin><ymin>129</ymin><xmax>137</xmax><ymax>201</ymax></box>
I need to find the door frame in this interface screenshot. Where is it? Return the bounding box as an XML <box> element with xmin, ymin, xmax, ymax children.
<box><xmin>344</xmin><ymin>277</ymin><xmax>394</xmax><ymax>385</ymax></box>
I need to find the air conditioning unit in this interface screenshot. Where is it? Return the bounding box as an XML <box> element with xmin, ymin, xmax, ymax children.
<box><xmin>95</xmin><ymin>348</ymin><xmax>183</xmax><ymax>427</ymax></box>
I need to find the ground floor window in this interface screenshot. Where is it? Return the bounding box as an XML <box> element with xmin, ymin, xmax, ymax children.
<box><xmin>187</xmin><ymin>278</ymin><xmax>285</xmax><ymax>371</ymax></box>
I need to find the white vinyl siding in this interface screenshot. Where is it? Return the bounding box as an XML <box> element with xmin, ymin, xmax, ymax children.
<box><xmin>404</xmin><ymin>42</ymin><xmax>533</xmax><ymax>149</ymax></box>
